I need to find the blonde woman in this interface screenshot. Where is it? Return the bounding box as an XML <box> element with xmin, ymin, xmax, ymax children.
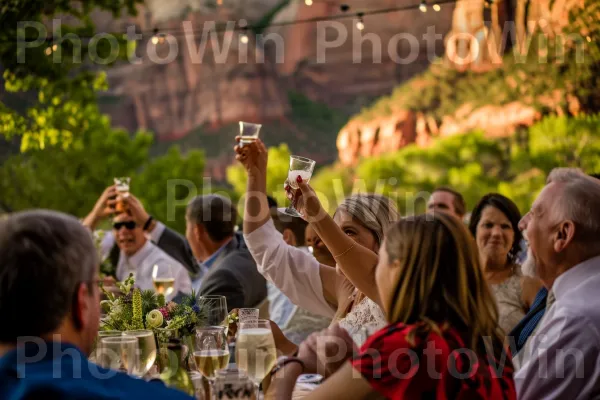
<box><xmin>236</xmin><ymin>139</ymin><xmax>398</xmax><ymax>340</ymax></box>
<box><xmin>268</xmin><ymin>213</ymin><xmax>516</xmax><ymax>399</ymax></box>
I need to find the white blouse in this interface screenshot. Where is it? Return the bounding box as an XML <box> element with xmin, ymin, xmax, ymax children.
<box><xmin>244</xmin><ymin>220</ymin><xmax>387</xmax><ymax>339</ymax></box>
<box><xmin>245</xmin><ymin>219</ymin><xmax>336</xmax><ymax>319</ymax></box>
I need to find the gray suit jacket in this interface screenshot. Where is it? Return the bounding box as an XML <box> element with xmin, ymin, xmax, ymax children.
<box><xmin>198</xmin><ymin>232</ymin><xmax>267</xmax><ymax>311</ymax></box>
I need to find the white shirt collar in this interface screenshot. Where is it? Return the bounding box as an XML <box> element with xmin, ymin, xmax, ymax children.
<box><xmin>552</xmin><ymin>254</ymin><xmax>600</xmax><ymax>302</ymax></box>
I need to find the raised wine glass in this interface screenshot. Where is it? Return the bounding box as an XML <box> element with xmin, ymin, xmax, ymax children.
<box><xmin>278</xmin><ymin>155</ymin><xmax>316</xmax><ymax>218</ymax></box>
<box><xmin>238</xmin><ymin>121</ymin><xmax>262</xmax><ymax>147</ymax></box>
<box><xmin>236</xmin><ymin>320</ymin><xmax>277</xmax><ymax>400</ymax></box>
<box><xmin>113</xmin><ymin>177</ymin><xmax>131</xmax><ymax>213</ymax></box>
<box><xmin>194</xmin><ymin>326</ymin><xmax>229</xmax><ymax>400</ymax></box>
<box><xmin>122</xmin><ymin>329</ymin><xmax>157</xmax><ymax>378</ymax></box>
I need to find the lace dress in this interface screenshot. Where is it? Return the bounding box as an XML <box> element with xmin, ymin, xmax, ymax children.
<box><xmin>337</xmin><ymin>292</ymin><xmax>387</xmax><ymax>345</ymax></box>
<box><xmin>490</xmin><ymin>273</ymin><xmax>526</xmax><ymax>335</ymax></box>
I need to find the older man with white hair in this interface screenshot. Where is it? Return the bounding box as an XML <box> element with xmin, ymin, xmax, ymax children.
<box><xmin>515</xmin><ymin>168</ymin><xmax>600</xmax><ymax>399</ymax></box>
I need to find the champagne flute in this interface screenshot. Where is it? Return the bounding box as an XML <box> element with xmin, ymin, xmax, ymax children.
<box><xmin>97</xmin><ymin>335</ymin><xmax>139</xmax><ymax>374</ymax></box>
<box><xmin>123</xmin><ymin>329</ymin><xmax>157</xmax><ymax>378</ymax></box>
<box><xmin>238</xmin><ymin>121</ymin><xmax>262</xmax><ymax>146</ymax></box>
<box><xmin>194</xmin><ymin>326</ymin><xmax>230</xmax><ymax>400</ymax></box>
<box><xmin>278</xmin><ymin>155</ymin><xmax>316</xmax><ymax>218</ymax></box>
<box><xmin>198</xmin><ymin>295</ymin><xmax>228</xmax><ymax>335</ymax></box>
<box><xmin>236</xmin><ymin>320</ymin><xmax>277</xmax><ymax>400</ymax></box>
<box><xmin>152</xmin><ymin>263</ymin><xmax>176</xmax><ymax>297</ymax></box>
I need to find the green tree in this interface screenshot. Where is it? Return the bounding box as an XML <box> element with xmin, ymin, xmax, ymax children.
<box><xmin>226</xmin><ymin>143</ymin><xmax>291</xmax><ymax>207</ymax></box>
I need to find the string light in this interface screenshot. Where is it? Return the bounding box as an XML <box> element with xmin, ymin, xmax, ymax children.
<box><xmin>586</xmin><ymin>36</ymin><xmax>592</xmax><ymax>42</ymax></box>
<box><xmin>217</xmin><ymin>0</ymin><xmax>223</xmax><ymax>4</ymax></box>
<box><xmin>151</xmin><ymin>28</ymin><xmax>166</xmax><ymax>45</ymax></box>
<box><xmin>433</xmin><ymin>3</ymin><xmax>441</xmax><ymax>11</ymax></box>
<box><xmin>240</xmin><ymin>22</ymin><xmax>249</xmax><ymax>44</ymax></box>
<box><xmin>45</xmin><ymin>47</ymin><xmax>52</xmax><ymax>55</ymax></box>
<box><xmin>305</xmin><ymin>0</ymin><xmax>313</xmax><ymax>5</ymax></box>
<box><xmin>484</xmin><ymin>0</ymin><xmax>493</xmax><ymax>8</ymax></box>
<box><xmin>356</xmin><ymin>12</ymin><xmax>365</xmax><ymax>31</ymax></box>
<box><xmin>419</xmin><ymin>0</ymin><xmax>427</xmax><ymax>12</ymax></box>
<box><xmin>29</xmin><ymin>0</ymin><xmax>461</xmax><ymax>43</ymax></box>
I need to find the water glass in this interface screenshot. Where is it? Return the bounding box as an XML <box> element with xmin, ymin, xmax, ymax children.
<box><xmin>97</xmin><ymin>335</ymin><xmax>139</xmax><ymax>374</ymax></box>
<box><xmin>90</xmin><ymin>330</ymin><xmax>123</xmax><ymax>363</ymax></box>
<box><xmin>237</xmin><ymin>308</ymin><xmax>259</xmax><ymax>325</ymax></box>
<box><xmin>214</xmin><ymin>366</ymin><xmax>254</xmax><ymax>400</ymax></box>
<box><xmin>279</xmin><ymin>155</ymin><xmax>316</xmax><ymax>218</ymax></box>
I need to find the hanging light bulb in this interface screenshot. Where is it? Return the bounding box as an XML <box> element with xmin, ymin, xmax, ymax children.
<box><xmin>305</xmin><ymin>0</ymin><xmax>313</xmax><ymax>5</ymax></box>
<box><xmin>240</xmin><ymin>27</ymin><xmax>249</xmax><ymax>44</ymax></box>
<box><xmin>45</xmin><ymin>46</ymin><xmax>52</xmax><ymax>56</ymax></box>
<box><xmin>151</xmin><ymin>28</ymin><xmax>166</xmax><ymax>45</ymax></box>
<box><xmin>217</xmin><ymin>0</ymin><xmax>223</xmax><ymax>4</ymax></box>
<box><xmin>356</xmin><ymin>12</ymin><xmax>365</xmax><ymax>31</ymax></box>
<box><xmin>419</xmin><ymin>0</ymin><xmax>427</xmax><ymax>12</ymax></box>
<box><xmin>433</xmin><ymin>3</ymin><xmax>441</xmax><ymax>11</ymax></box>
<box><xmin>484</xmin><ymin>0</ymin><xmax>493</xmax><ymax>8</ymax></box>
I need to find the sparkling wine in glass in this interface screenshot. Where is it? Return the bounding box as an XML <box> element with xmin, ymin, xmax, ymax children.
<box><xmin>279</xmin><ymin>155</ymin><xmax>316</xmax><ymax>218</ymax></box>
<box><xmin>114</xmin><ymin>177</ymin><xmax>131</xmax><ymax>213</ymax></box>
<box><xmin>123</xmin><ymin>329</ymin><xmax>157</xmax><ymax>378</ymax></box>
<box><xmin>236</xmin><ymin>320</ymin><xmax>277</xmax><ymax>400</ymax></box>
<box><xmin>237</xmin><ymin>308</ymin><xmax>259</xmax><ymax>326</ymax></box>
<box><xmin>97</xmin><ymin>335</ymin><xmax>139</xmax><ymax>374</ymax></box>
<box><xmin>199</xmin><ymin>295</ymin><xmax>229</xmax><ymax>335</ymax></box>
<box><xmin>152</xmin><ymin>263</ymin><xmax>176</xmax><ymax>297</ymax></box>
<box><xmin>238</xmin><ymin>121</ymin><xmax>262</xmax><ymax>146</ymax></box>
<box><xmin>194</xmin><ymin>326</ymin><xmax>230</xmax><ymax>399</ymax></box>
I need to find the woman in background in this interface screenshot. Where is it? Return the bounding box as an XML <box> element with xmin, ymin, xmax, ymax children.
<box><xmin>469</xmin><ymin>193</ymin><xmax>542</xmax><ymax>334</ymax></box>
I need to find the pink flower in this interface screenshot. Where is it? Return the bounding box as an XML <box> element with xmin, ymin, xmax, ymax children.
<box><xmin>159</xmin><ymin>307</ymin><xmax>170</xmax><ymax>320</ymax></box>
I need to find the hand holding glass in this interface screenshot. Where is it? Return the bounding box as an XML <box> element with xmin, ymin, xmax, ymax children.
<box><xmin>238</xmin><ymin>122</ymin><xmax>262</xmax><ymax>146</ymax></box>
<box><xmin>279</xmin><ymin>155</ymin><xmax>316</xmax><ymax>218</ymax></box>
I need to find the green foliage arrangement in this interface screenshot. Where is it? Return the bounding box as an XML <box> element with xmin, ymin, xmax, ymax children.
<box><xmin>100</xmin><ymin>274</ymin><xmax>207</xmax><ymax>337</ymax></box>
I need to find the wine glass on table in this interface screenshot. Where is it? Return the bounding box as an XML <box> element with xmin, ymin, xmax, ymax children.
<box><xmin>152</xmin><ymin>263</ymin><xmax>176</xmax><ymax>298</ymax></box>
<box><xmin>236</xmin><ymin>320</ymin><xmax>278</xmax><ymax>400</ymax></box>
<box><xmin>90</xmin><ymin>330</ymin><xmax>122</xmax><ymax>363</ymax></box>
<box><xmin>122</xmin><ymin>329</ymin><xmax>157</xmax><ymax>378</ymax></box>
<box><xmin>278</xmin><ymin>155</ymin><xmax>316</xmax><ymax>218</ymax></box>
<box><xmin>194</xmin><ymin>326</ymin><xmax>229</xmax><ymax>400</ymax></box>
<box><xmin>199</xmin><ymin>295</ymin><xmax>229</xmax><ymax>335</ymax></box>
<box><xmin>97</xmin><ymin>335</ymin><xmax>139</xmax><ymax>375</ymax></box>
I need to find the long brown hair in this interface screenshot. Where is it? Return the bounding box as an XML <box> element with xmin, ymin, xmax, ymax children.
<box><xmin>384</xmin><ymin>213</ymin><xmax>505</xmax><ymax>358</ymax></box>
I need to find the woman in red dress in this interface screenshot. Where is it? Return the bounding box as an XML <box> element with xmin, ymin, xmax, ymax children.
<box><xmin>269</xmin><ymin>213</ymin><xmax>516</xmax><ymax>400</ymax></box>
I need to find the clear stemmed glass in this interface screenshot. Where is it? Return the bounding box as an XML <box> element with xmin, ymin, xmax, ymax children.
<box><xmin>90</xmin><ymin>330</ymin><xmax>123</xmax><ymax>363</ymax></box>
<box><xmin>199</xmin><ymin>295</ymin><xmax>229</xmax><ymax>335</ymax></box>
<box><xmin>278</xmin><ymin>155</ymin><xmax>316</xmax><ymax>218</ymax></box>
<box><xmin>194</xmin><ymin>326</ymin><xmax>230</xmax><ymax>400</ymax></box>
<box><xmin>152</xmin><ymin>263</ymin><xmax>176</xmax><ymax>298</ymax></box>
<box><xmin>97</xmin><ymin>335</ymin><xmax>139</xmax><ymax>375</ymax></box>
<box><xmin>123</xmin><ymin>329</ymin><xmax>157</xmax><ymax>378</ymax></box>
<box><xmin>238</xmin><ymin>121</ymin><xmax>262</xmax><ymax>146</ymax></box>
<box><xmin>236</xmin><ymin>320</ymin><xmax>277</xmax><ymax>400</ymax></box>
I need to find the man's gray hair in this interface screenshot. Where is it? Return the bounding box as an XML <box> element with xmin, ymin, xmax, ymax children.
<box><xmin>547</xmin><ymin>168</ymin><xmax>600</xmax><ymax>243</ymax></box>
<box><xmin>0</xmin><ymin>210</ymin><xmax>98</xmax><ymax>342</ymax></box>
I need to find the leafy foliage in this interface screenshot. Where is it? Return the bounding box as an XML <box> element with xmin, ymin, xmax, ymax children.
<box><xmin>311</xmin><ymin>115</ymin><xmax>600</xmax><ymax>215</ymax></box>
<box><xmin>226</xmin><ymin>143</ymin><xmax>291</xmax><ymax>207</ymax></box>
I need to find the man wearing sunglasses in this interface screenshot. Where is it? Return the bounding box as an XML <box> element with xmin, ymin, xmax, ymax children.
<box><xmin>110</xmin><ymin>212</ymin><xmax>192</xmax><ymax>301</ymax></box>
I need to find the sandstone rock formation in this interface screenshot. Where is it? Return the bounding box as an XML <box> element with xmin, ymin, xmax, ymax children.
<box><xmin>335</xmin><ymin>0</ymin><xmax>586</xmax><ymax>166</ymax></box>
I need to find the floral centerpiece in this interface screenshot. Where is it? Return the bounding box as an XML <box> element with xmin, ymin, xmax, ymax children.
<box><xmin>100</xmin><ymin>274</ymin><xmax>207</xmax><ymax>334</ymax></box>
<box><xmin>100</xmin><ymin>274</ymin><xmax>208</xmax><ymax>371</ymax></box>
